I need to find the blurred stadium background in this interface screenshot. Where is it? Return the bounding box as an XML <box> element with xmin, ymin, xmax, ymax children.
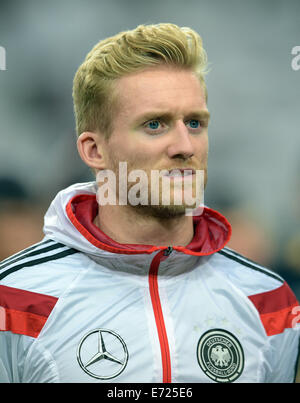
<box><xmin>0</xmin><ymin>0</ymin><xmax>300</xmax><ymax>305</ymax></box>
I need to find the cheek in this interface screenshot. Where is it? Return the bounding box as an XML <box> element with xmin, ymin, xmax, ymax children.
<box><xmin>194</xmin><ymin>135</ymin><xmax>209</xmax><ymax>161</ymax></box>
<box><xmin>127</xmin><ymin>139</ymin><xmax>164</xmax><ymax>167</ymax></box>
<box><xmin>106</xmin><ymin>140</ymin><xmax>154</xmax><ymax>172</ymax></box>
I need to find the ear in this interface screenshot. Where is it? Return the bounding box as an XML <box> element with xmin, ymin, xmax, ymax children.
<box><xmin>77</xmin><ymin>131</ymin><xmax>106</xmax><ymax>170</ymax></box>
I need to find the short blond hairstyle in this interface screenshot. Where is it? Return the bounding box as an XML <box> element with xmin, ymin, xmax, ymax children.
<box><xmin>72</xmin><ymin>23</ymin><xmax>208</xmax><ymax>139</ymax></box>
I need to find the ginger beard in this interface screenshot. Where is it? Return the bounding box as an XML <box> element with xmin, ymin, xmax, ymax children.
<box><xmin>98</xmin><ymin>154</ymin><xmax>207</xmax><ymax>219</ymax></box>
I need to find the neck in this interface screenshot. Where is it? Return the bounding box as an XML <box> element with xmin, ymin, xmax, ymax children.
<box><xmin>94</xmin><ymin>205</ymin><xmax>194</xmax><ymax>247</ymax></box>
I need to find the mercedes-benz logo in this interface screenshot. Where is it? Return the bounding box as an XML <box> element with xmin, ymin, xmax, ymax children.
<box><xmin>77</xmin><ymin>329</ymin><xmax>129</xmax><ymax>380</ymax></box>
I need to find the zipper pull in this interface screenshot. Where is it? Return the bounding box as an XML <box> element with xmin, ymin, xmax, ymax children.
<box><xmin>164</xmin><ymin>246</ymin><xmax>173</xmax><ymax>256</ymax></box>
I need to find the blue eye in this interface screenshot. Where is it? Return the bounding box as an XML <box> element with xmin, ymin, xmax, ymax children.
<box><xmin>143</xmin><ymin>119</ymin><xmax>167</xmax><ymax>135</ymax></box>
<box><xmin>188</xmin><ymin>119</ymin><xmax>200</xmax><ymax>129</ymax></box>
<box><xmin>147</xmin><ymin>120</ymin><xmax>160</xmax><ymax>130</ymax></box>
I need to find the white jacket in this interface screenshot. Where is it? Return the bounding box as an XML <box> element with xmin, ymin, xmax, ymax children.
<box><xmin>0</xmin><ymin>182</ymin><xmax>299</xmax><ymax>383</ymax></box>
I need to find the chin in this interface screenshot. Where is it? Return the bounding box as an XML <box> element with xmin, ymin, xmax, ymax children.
<box><xmin>133</xmin><ymin>203</ymin><xmax>192</xmax><ymax>219</ymax></box>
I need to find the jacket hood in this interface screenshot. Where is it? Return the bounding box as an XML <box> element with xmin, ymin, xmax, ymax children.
<box><xmin>43</xmin><ymin>182</ymin><xmax>231</xmax><ymax>258</ymax></box>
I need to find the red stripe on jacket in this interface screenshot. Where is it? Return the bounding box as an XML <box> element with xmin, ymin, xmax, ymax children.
<box><xmin>0</xmin><ymin>285</ymin><xmax>58</xmax><ymax>338</ymax></box>
<box><xmin>148</xmin><ymin>250</ymin><xmax>172</xmax><ymax>383</ymax></box>
<box><xmin>248</xmin><ymin>282</ymin><xmax>299</xmax><ymax>336</ymax></box>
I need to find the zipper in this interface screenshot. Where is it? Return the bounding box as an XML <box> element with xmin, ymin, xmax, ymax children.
<box><xmin>148</xmin><ymin>246</ymin><xmax>173</xmax><ymax>383</ymax></box>
<box><xmin>164</xmin><ymin>246</ymin><xmax>173</xmax><ymax>256</ymax></box>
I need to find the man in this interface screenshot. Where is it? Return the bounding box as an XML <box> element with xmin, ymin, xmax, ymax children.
<box><xmin>0</xmin><ymin>23</ymin><xmax>299</xmax><ymax>383</ymax></box>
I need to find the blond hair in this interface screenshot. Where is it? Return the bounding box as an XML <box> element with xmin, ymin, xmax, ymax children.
<box><xmin>72</xmin><ymin>23</ymin><xmax>208</xmax><ymax>139</ymax></box>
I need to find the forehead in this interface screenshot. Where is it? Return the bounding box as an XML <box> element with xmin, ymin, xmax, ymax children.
<box><xmin>114</xmin><ymin>66</ymin><xmax>207</xmax><ymax>120</ymax></box>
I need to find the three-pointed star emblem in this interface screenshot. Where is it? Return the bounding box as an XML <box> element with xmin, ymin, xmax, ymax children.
<box><xmin>77</xmin><ymin>329</ymin><xmax>128</xmax><ymax>380</ymax></box>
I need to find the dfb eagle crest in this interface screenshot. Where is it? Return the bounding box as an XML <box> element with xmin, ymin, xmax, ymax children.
<box><xmin>211</xmin><ymin>345</ymin><xmax>231</xmax><ymax>367</ymax></box>
<box><xmin>197</xmin><ymin>329</ymin><xmax>244</xmax><ymax>383</ymax></box>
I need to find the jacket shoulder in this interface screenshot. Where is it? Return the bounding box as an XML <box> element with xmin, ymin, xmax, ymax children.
<box><xmin>0</xmin><ymin>238</ymin><xmax>81</xmax><ymax>282</ymax></box>
<box><xmin>213</xmin><ymin>247</ymin><xmax>299</xmax><ymax>337</ymax></box>
<box><xmin>0</xmin><ymin>238</ymin><xmax>83</xmax><ymax>339</ymax></box>
<box><xmin>215</xmin><ymin>246</ymin><xmax>284</xmax><ymax>290</ymax></box>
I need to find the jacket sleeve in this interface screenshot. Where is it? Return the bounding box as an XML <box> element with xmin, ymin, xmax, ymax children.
<box><xmin>247</xmin><ymin>280</ymin><xmax>300</xmax><ymax>382</ymax></box>
<box><xmin>0</xmin><ymin>332</ymin><xmax>22</xmax><ymax>383</ymax></box>
<box><xmin>270</xmin><ymin>286</ymin><xmax>300</xmax><ymax>382</ymax></box>
<box><xmin>265</xmin><ymin>326</ymin><xmax>300</xmax><ymax>382</ymax></box>
<box><xmin>0</xmin><ymin>334</ymin><xmax>11</xmax><ymax>382</ymax></box>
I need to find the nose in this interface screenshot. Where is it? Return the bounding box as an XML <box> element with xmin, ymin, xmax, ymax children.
<box><xmin>166</xmin><ymin>121</ymin><xmax>194</xmax><ymax>160</ymax></box>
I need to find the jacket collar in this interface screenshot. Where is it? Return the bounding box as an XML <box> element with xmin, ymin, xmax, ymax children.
<box><xmin>43</xmin><ymin>182</ymin><xmax>231</xmax><ymax>259</ymax></box>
